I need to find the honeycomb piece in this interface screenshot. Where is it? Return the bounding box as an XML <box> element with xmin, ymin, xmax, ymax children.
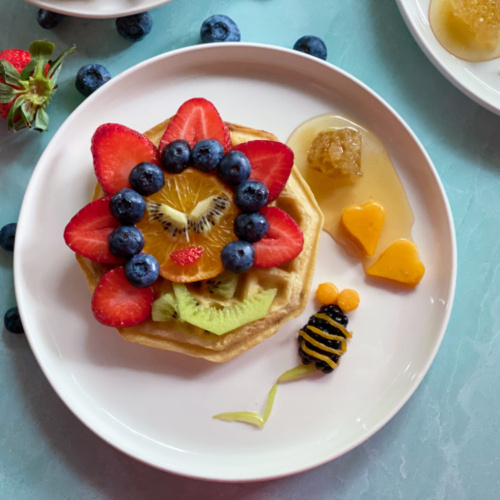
<box><xmin>452</xmin><ymin>0</ymin><xmax>500</xmax><ymax>43</ymax></box>
<box><xmin>307</xmin><ymin>128</ymin><xmax>362</xmax><ymax>179</ymax></box>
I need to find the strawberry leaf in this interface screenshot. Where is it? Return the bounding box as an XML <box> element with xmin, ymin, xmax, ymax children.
<box><xmin>7</xmin><ymin>98</ymin><xmax>23</xmax><ymax>129</ymax></box>
<box><xmin>0</xmin><ymin>83</ymin><xmax>19</xmax><ymax>103</ymax></box>
<box><xmin>28</xmin><ymin>40</ymin><xmax>55</xmax><ymax>78</ymax></box>
<box><xmin>47</xmin><ymin>45</ymin><xmax>76</xmax><ymax>80</ymax></box>
<box><xmin>0</xmin><ymin>60</ymin><xmax>22</xmax><ymax>86</ymax></box>
<box><xmin>34</xmin><ymin>107</ymin><xmax>49</xmax><ymax>132</ymax></box>
<box><xmin>21</xmin><ymin>100</ymin><xmax>35</xmax><ymax>125</ymax></box>
<box><xmin>19</xmin><ymin>59</ymin><xmax>36</xmax><ymax>80</ymax></box>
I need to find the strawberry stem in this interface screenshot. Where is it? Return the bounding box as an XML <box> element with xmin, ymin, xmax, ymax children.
<box><xmin>0</xmin><ymin>40</ymin><xmax>75</xmax><ymax>132</ymax></box>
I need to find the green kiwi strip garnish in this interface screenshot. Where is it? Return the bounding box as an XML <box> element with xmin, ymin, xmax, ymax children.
<box><xmin>212</xmin><ymin>364</ymin><xmax>317</xmax><ymax>428</ymax></box>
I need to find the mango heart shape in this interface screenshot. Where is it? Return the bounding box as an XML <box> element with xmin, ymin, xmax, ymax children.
<box><xmin>341</xmin><ymin>201</ymin><xmax>385</xmax><ymax>256</ymax></box>
<box><xmin>366</xmin><ymin>239</ymin><xmax>425</xmax><ymax>287</ymax></box>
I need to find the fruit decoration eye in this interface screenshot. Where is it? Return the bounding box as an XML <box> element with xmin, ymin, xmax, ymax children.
<box><xmin>110</xmin><ymin>188</ymin><xmax>146</xmax><ymax>224</ymax></box>
<box><xmin>234</xmin><ymin>212</ymin><xmax>269</xmax><ymax>243</ymax></box>
<box><xmin>191</xmin><ymin>139</ymin><xmax>224</xmax><ymax>173</ymax></box>
<box><xmin>108</xmin><ymin>226</ymin><xmax>145</xmax><ymax>259</ymax></box>
<box><xmin>217</xmin><ymin>151</ymin><xmax>251</xmax><ymax>186</ymax></box>
<box><xmin>161</xmin><ymin>139</ymin><xmax>191</xmax><ymax>173</ymax></box>
<box><xmin>234</xmin><ymin>180</ymin><xmax>269</xmax><ymax>212</ymax></box>
<box><xmin>220</xmin><ymin>240</ymin><xmax>255</xmax><ymax>274</ymax></box>
<box><xmin>129</xmin><ymin>162</ymin><xmax>165</xmax><ymax>196</ymax></box>
<box><xmin>124</xmin><ymin>253</ymin><xmax>159</xmax><ymax>288</ymax></box>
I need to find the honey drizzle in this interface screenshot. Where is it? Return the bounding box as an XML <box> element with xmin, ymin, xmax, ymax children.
<box><xmin>286</xmin><ymin>114</ymin><xmax>415</xmax><ymax>272</ymax></box>
<box><xmin>429</xmin><ymin>0</ymin><xmax>500</xmax><ymax>61</ymax></box>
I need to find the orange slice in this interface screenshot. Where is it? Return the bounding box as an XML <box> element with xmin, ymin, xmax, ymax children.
<box><xmin>136</xmin><ymin>168</ymin><xmax>239</xmax><ymax>282</ymax></box>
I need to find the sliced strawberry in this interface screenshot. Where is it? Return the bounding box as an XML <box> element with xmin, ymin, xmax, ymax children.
<box><xmin>64</xmin><ymin>196</ymin><xmax>124</xmax><ymax>265</ymax></box>
<box><xmin>253</xmin><ymin>206</ymin><xmax>304</xmax><ymax>268</ymax></box>
<box><xmin>159</xmin><ymin>98</ymin><xmax>232</xmax><ymax>153</ymax></box>
<box><xmin>92</xmin><ymin>123</ymin><xmax>160</xmax><ymax>195</ymax></box>
<box><xmin>169</xmin><ymin>246</ymin><xmax>204</xmax><ymax>267</ymax></box>
<box><xmin>232</xmin><ymin>141</ymin><xmax>294</xmax><ymax>203</ymax></box>
<box><xmin>91</xmin><ymin>267</ymin><xmax>154</xmax><ymax>327</ymax></box>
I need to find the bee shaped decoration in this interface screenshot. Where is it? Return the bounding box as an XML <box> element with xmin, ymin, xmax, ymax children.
<box><xmin>298</xmin><ymin>304</ymin><xmax>352</xmax><ymax>373</ymax></box>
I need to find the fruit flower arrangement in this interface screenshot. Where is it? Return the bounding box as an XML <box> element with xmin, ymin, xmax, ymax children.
<box><xmin>64</xmin><ymin>98</ymin><xmax>324</xmax><ymax>361</ymax></box>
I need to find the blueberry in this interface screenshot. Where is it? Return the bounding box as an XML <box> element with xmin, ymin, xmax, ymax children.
<box><xmin>191</xmin><ymin>139</ymin><xmax>224</xmax><ymax>173</ymax></box>
<box><xmin>234</xmin><ymin>212</ymin><xmax>269</xmax><ymax>243</ymax></box>
<box><xmin>124</xmin><ymin>253</ymin><xmax>159</xmax><ymax>288</ymax></box>
<box><xmin>37</xmin><ymin>9</ymin><xmax>65</xmax><ymax>29</ymax></box>
<box><xmin>0</xmin><ymin>223</ymin><xmax>16</xmax><ymax>252</ymax></box>
<box><xmin>220</xmin><ymin>240</ymin><xmax>255</xmax><ymax>273</ymax></box>
<box><xmin>129</xmin><ymin>162</ymin><xmax>165</xmax><ymax>196</ymax></box>
<box><xmin>200</xmin><ymin>14</ymin><xmax>241</xmax><ymax>43</ymax></box>
<box><xmin>234</xmin><ymin>180</ymin><xmax>268</xmax><ymax>212</ymax></box>
<box><xmin>110</xmin><ymin>188</ymin><xmax>146</xmax><ymax>225</ymax></box>
<box><xmin>75</xmin><ymin>64</ymin><xmax>112</xmax><ymax>97</ymax></box>
<box><xmin>108</xmin><ymin>226</ymin><xmax>144</xmax><ymax>259</ymax></box>
<box><xmin>217</xmin><ymin>151</ymin><xmax>251</xmax><ymax>186</ymax></box>
<box><xmin>116</xmin><ymin>12</ymin><xmax>153</xmax><ymax>42</ymax></box>
<box><xmin>4</xmin><ymin>307</ymin><xmax>24</xmax><ymax>334</ymax></box>
<box><xmin>293</xmin><ymin>36</ymin><xmax>327</xmax><ymax>60</ymax></box>
<box><xmin>161</xmin><ymin>139</ymin><xmax>191</xmax><ymax>173</ymax></box>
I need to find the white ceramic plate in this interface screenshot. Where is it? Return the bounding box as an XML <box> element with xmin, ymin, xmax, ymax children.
<box><xmin>15</xmin><ymin>43</ymin><xmax>456</xmax><ymax>481</ymax></box>
<box><xmin>396</xmin><ymin>0</ymin><xmax>500</xmax><ymax>115</ymax></box>
<box><xmin>24</xmin><ymin>0</ymin><xmax>172</xmax><ymax>19</ymax></box>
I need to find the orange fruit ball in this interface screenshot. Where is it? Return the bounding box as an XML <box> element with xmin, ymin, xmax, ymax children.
<box><xmin>315</xmin><ymin>282</ymin><xmax>339</xmax><ymax>305</ymax></box>
<box><xmin>337</xmin><ymin>288</ymin><xmax>360</xmax><ymax>312</ymax></box>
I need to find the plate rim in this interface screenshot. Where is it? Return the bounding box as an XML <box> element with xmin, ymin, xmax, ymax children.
<box><xmin>24</xmin><ymin>0</ymin><xmax>173</xmax><ymax>19</ymax></box>
<box><xmin>14</xmin><ymin>42</ymin><xmax>457</xmax><ymax>481</ymax></box>
<box><xmin>395</xmin><ymin>0</ymin><xmax>500</xmax><ymax>116</ymax></box>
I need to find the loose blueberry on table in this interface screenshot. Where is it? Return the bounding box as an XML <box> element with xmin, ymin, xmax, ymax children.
<box><xmin>293</xmin><ymin>35</ymin><xmax>328</xmax><ymax>60</ymax></box>
<box><xmin>36</xmin><ymin>9</ymin><xmax>65</xmax><ymax>30</ymax></box>
<box><xmin>0</xmin><ymin>223</ymin><xmax>16</xmax><ymax>252</ymax></box>
<box><xmin>200</xmin><ymin>14</ymin><xmax>241</xmax><ymax>43</ymax></box>
<box><xmin>75</xmin><ymin>64</ymin><xmax>112</xmax><ymax>97</ymax></box>
<box><xmin>116</xmin><ymin>12</ymin><xmax>153</xmax><ymax>42</ymax></box>
<box><xmin>4</xmin><ymin>307</ymin><xmax>24</xmax><ymax>334</ymax></box>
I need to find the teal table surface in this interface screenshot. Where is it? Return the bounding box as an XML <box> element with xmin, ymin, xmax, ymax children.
<box><xmin>1</xmin><ymin>1</ymin><xmax>499</xmax><ymax>498</ymax></box>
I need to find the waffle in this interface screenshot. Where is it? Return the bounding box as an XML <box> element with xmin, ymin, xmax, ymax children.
<box><xmin>75</xmin><ymin>118</ymin><xmax>324</xmax><ymax>362</ymax></box>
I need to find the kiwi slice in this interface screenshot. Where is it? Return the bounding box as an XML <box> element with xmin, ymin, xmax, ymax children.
<box><xmin>147</xmin><ymin>202</ymin><xmax>189</xmax><ymax>238</ymax></box>
<box><xmin>206</xmin><ymin>271</ymin><xmax>239</xmax><ymax>299</ymax></box>
<box><xmin>151</xmin><ymin>292</ymin><xmax>178</xmax><ymax>321</ymax></box>
<box><xmin>189</xmin><ymin>195</ymin><xmax>231</xmax><ymax>234</ymax></box>
<box><xmin>173</xmin><ymin>283</ymin><xmax>277</xmax><ymax>336</ymax></box>
<box><xmin>146</xmin><ymin>195</ymin><xmax>231</xmax><ymax>238</ymax></box>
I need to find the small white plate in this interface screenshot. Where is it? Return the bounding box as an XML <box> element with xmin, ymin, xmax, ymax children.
<box><xmin>15</xmin><ymin>43</ymin><xmax>456</xmax><ymax>481</ymax></box>
<box><xmin>396</xmin><ymin>0</ymin><xmax>500</xmax><ymax>115</ymax></box>
<box><xmin>24</xmin><ymin>0</ymin><xmax>172</xmax><ymax>19</ymax></box>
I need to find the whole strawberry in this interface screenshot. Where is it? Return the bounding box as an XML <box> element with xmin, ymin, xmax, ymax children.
<box><xmin>0</xmin><ymin>40</ymin><xmax>74</xmax><ymax>131</ymax></box>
